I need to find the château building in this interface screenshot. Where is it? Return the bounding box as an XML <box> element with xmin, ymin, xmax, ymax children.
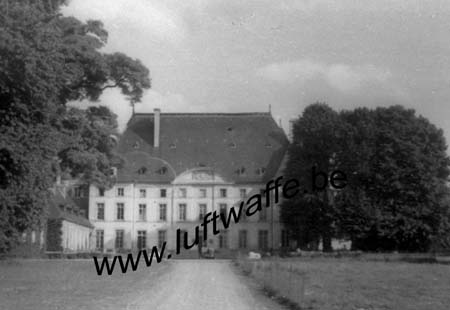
<box><xmin>88</xmin><ymin>109</ymin><xmax>290</xmax><ymax>255</ymax></box>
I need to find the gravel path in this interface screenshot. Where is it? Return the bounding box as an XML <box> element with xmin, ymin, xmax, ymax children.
<box><xmin>127</xmin><ymin>259</ymin><xmax>283</xmax><ymax>310</ymax></box>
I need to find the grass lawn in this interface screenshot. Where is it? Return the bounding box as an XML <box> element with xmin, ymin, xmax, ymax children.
<box><xmin>0</xmin><ymin>259</ymin><xmax>170</xmax><ymax>310</ymax></box>
<box><xmin>278</xmin><ymin>258</ymin><xmax>450</xmax><ymax>310</ymax></box>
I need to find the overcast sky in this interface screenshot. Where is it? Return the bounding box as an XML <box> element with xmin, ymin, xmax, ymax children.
<box><xmin>63</xmin><ymin>0</ymin><xmax>450</xmax><ymax>149</ymax></box>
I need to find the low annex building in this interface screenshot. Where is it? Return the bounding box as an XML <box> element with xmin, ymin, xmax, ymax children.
<box><xmin>89</xmin><ymin>109</ymin><xmax>289</xmax><ymax>254</ymax></box>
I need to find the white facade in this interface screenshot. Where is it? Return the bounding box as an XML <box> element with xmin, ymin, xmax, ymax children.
<box><xmin>89</xmin><ymin>169</ymin><xmax>285</xmax><ymax>253</ymax></box>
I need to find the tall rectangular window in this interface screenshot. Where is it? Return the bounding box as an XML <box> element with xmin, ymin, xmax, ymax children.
<box><xmin>239</xmin><ymin>230</ymin><xmax>247</xmax><ymax>249</ymax></box>
<box><xmin>138</xmin><ymin>204</ymin><xmax>146</xmax><ymax>221</ymax></box>
<box><xmin>199</xmin><ymin>204</ymin><xmax>207</xmax><ymax>220</ymax></box>
<box><xmin>117</xmin><ymin>203</ymin><xmax>124</xmax><ymax>220</ymax></box>
<box><xmin>98</xmin><ymin>188</ymin><xmax>105</xmax><ymax>197</ymax></box>
<box><xmin>158</xmin><ymin>230</ymin><xmax>166</xmax><ymax>248</ymax></box>
<box><xmin>239</xmin><ymin>188</ymin><xmax>246</xmax><ymax>199</ymax></box>
<box><xmin>199</xmin><ymin>188</ymin><xmax>207</xmax><ymax>198</ymax></box>
<box><xmin>219</xmin><ymin>204</ymin><xmax>227</xmax><ymax>218</ymax></box>
<box><xmin>74</xmin><ymin>186</ymin><xmax>84</xmax><ymax>198</ymax></box>
<box><xmin>97</xmin><ymin>203</ymin><xmax>104</xmax><ymax>220</ymax></box>
<box><xmin>159</xmin><ymin>204</ymin><xmax>167</xmax><ymax>221</ymax></box>
<box><xmin>179</xmin><ymin>204</ymin><xmax>187</xmax><ymax>221</ymax></box>
<box><xmin>139</xmin><ymin>189</ymin><xmax>146</xmax><ymax>198</ymax></box>
<box><xmin>115</xmin><ymin>230</ymin><xmax>124</xmax><ymax>249</ymax></box>
<box><xmin>137</xmin><ymin>230</ymin><xmax>146</xmax><ymax>250</ymax></box>
<box><xmin>281</xmin><ymin>230</ymin><xmax>289</xmax><ymax>248</ymax></box>
<box><xmin>259</xmin><ymin>206</ymin><xmax>267</xmax><ymax>221</ymax></box>
<box><xmin>117</xmin><ymin>187</ymin><xmax>124</xmax><ymax>197</ymax></box>
<box><xmin>179</xmin><ymin>188</ymin><xmax>187</xmax><ymax>198</ymax></box>
<box><xmin>220</xmin><ymin>188</ymin><xmax>227</xmax><ymax>198</ymax></box>
<box><xmin>219</xmin><ymin>230</ymin><xmax>228</xmax><ymax>248</ymax></box>
<box><xmin>160</xmin><ymin>189</ymin><xmax>167</xmax><ymax>198</ymax></box>
<box><xmin>95</xmin><ymin>230</ymin><xmax>104</xmax><ymax>250</ymax></box>
<box><xmin>258</xmin><ymin>230</ymin><xmax>269</xmax><ymax>251</ymax></box>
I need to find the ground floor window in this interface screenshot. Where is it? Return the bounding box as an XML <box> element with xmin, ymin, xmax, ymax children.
<box><xmin>137</xmin><ymin>230</ymin><xmax>147</xmax><ymax>250</ymax></box>
<box><xmin>219</xmin><ymin>230</ymin><xmax>228</xmax><ymax>248</ymax></box>
<box><xmin>281</xmin><ymin>229</ymin><xmax>289</xmax><ymax>247</ymax></box>
<box><xmin>95</xmin><ymin>230</ymin><xmax>104</xmax><ymax>250</ymax></box>
<box><xmin>258</xmin><ymin>230</ymin><xmax>268</xmax><ymax>251</ymax></box>
<box><xmin>158</xmin><ymin>230</ymin><xmax>166</xmax><ymax>248</ymax></box>
<box><xmin>238</xmin><ymin>230</ymin><xmax>247</xmax><ymax>249</ymax></box>
<box><xmin>115</xmin><ymin>230</ymin><xmax>124</xmax><ymax>249</ymax></box>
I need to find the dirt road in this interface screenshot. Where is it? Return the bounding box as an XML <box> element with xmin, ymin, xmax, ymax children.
<box><xmin>127</xmin><ymin>259</ymin><xmax>283</xmax><ymax>310</ymax></box>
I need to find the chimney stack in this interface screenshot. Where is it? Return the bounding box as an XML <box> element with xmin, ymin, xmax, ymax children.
<box><xmin>154</xmin><ymin>108</ymin><xmax>160</xmax><ymax>148</ymax></box>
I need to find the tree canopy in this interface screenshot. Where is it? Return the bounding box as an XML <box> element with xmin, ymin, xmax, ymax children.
<box><xmin>0</xmin><ymin>0</ymin><xmax>151</xmax><ymax>252</ymax></box>
<box><xmin>281</xmin><ymin>103</ymin><xmax>450</xmax><ymax>252</ymax></box>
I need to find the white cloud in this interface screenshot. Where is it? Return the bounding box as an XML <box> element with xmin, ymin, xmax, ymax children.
<box><xmin>61</xmin><ymin>0</ymin><xmax>186</xmax><ymax>44</ymax></box>
<box><xmin>256</xmin><ymin>59</ymin><xmax>393</xmax><ymax>93</ymax></box>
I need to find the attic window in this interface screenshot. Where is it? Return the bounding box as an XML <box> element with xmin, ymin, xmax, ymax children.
<box><xmin>265</xmin><ymin>142</ymin><xmax>272</xmax><ymax>148</ymax></box>
<box><xmin>156</xmin><ymin>166</ymin><xmax>168</xmax><ymax>175</ymax></box>
<box><xmin>197</xmin><ymin>162</ymin><xmax>206</xmax><ymax>167</ymax></box>
<box><xmin>236</xmin><ymin>167</ymin><xmax>246</xmax><ymax>175</ymax></box>
<box><xmin>256</xmin><ymin>167</ymin><xmax>266</xmax><ymax>175</ymax></box>
<box><xmin>229</xmin><ymin>142</ymin><xmax>236</xmax><ymax>148</ymax></box>
<box><xmin>227</xmin><ymin>127</ymin><xmax>233</xmax><ymax>131</ymax></box>
<box><xmin>133</xmin><ymin>141</ymin><xmax>140</xmax><ymax>149</ymax></box>
<box><xmin>169</xmin><ymin>143</ymin><xmax>176</xmax><ymax>149</ymax></box>
<box><xmin>137</xmin><ymin>167</ymin><xmax>147</xmax><ymax>175</ymax></box>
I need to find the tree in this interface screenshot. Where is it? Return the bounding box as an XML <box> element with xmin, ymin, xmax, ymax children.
<box><xmin>0</xmin><ymin>1</ymin><xmax>150</xmax><ymax>252</ymax></box>
<box><xmin>280</xmin><ymin>103</ymin><xmax>348</xmax><ymax>251</ymax></box>
<box><xmin>336</xmin><ymin>106</ymin><xmax>450</xmax><ymax>251</ymax></box>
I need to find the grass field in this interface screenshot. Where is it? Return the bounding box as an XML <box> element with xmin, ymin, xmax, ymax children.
<box><xmin>0</xmin><ymin>259</ymin><xmax>170</xmax><ymax>310</ymax></box>
<box><xmin>242</xmin><ymin>258</ymin><xmax>450</xmax><ymax>310</ymax></box>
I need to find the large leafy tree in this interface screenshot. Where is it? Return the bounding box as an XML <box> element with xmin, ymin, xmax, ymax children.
<box><xmin>0</xmin><ymin>0</ymin><xmax>150</xmax><ymax>252</ymax></box>
<box><xmin>337</xmin><ymin>106</ymin><xmax>450</xmax><ymax>251</ymax></box>
<box><xmin>281</xmin><ymin>103</ymin><xmax>349</xmax><ymax>251</ymax></box>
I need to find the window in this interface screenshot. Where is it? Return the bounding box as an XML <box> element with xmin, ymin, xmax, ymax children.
<box><xmin>97</xmin><ymin>203</ymin><xmax>104</xmax><ymax>220</ymax></box>
<box><xmin>160</xmin><ymin>189</ymin><xmax>167</xmax><ymax>198</ymax></box>
<box><xmin>259</xmin><ymin>206</ymin><xmax>267</xmax><ymax>221</ymax></box>
<box><xmin>199</xmin><ymin>204</ymin><xmax>207</xmax><ymax>220</ymax></box>
<box><xmin>157</xmin><ymin>166</ymin><xmax>167</xmax><ymax>175</ymax></box>
<box><xmin>239</xmin><ymin>230</ymin><xmax>247</xmax><ymax>249</ymax></box>
<box><xmin>158</xmin><ymin>230</ymin><xmax>166</xmax><ymax>248</ymax></box>
<box><xmin>179</xmin><ymin>204</ymin><xmax>187</xmax><ymax>221</ymax></box>
<box><xmin>159</xmin><ymin>204</ymin><xmax>167</xmax><ymax>221</ymax></box>
<box><xmin>256</xmin><ymin>167</ymin><xmax>266</xmax><ymax>176</ymax></box>
<box><xmin>74</xmin><ymin>186</ymin><xmax>84</xmax><ymax>198</ymax></box>
<box><xmin>220</xmin><ymin>188</ymin><xmax>227</xmax><ymax>198</ymax></box>
<box><xmin>139</xmin><ymin>189</ymin><xmax>146</xmax><ymax>198</ymax></box>
<box><xmin>199</xmin><ymin>188</ymin><xmax>207</xmax><ymax>198</ymax></box>
<box><xmin>137</xmin><ymin>230</ymin><xmax>146</xmax><ymax>250</ymax></box>
<box><xmin>139</xmin><ymin>204</ymin><xmax>146</xmax><ymax>221</ymax></box>
<box><xmin>258</xmin><ymin>230</ymin><xmax>269</xmax><ymax>250</ymax></box>
<box><xmin>179</xmin><ymin>188</ymin><xmax>186</xmax><ymax>198</ymax></box>
<box><xmin>219</xmin><ymin>204</ymin><xmax>227</xmax><ymax>218</ymax></box>
<box><xmin>281</xmin><ymin>230</ymin><xmax>289</xmax><ymax>248</ymax></box>
<box><xmin>115</xmin><ymin>230</ymin><xmax>124</xmax><ymax>249</ymax></box>
<box><xmin>98</xmin><ymin>188</ymin><xmax>105</xmax><ymax>197</ymax></box>
<box><xmin>95</xmin><ymin>230</ymin><xmax>104</xmax><ymax>250</ymax></box>
<box><xmin>219</xmin><ymin>230</ymin><xmax>228</xmax><ymax>248</ymax></box>
<box><xmin>137</xmin><ymin>167</ymin><xmax>147</xmax><ymax>175</ymax></box>
<box><xmin>117</xmin><ymin>203</ymin><xmax>124</xmax><ymax>220</ymax></box>
<box><xmin>239</xmin><ymin>188</ymin><xmax>246</xmax><ymax>199</ymax></box>
<box><xmin>117</xmin><ymin>187</ymin><xmax>124</xmax><ymax>197</ymax></box>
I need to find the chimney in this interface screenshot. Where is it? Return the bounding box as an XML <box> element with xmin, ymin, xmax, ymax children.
<box><xmin>154</xmin><ymin>108</ymin><xmax>160</xmax><ymax>148</ymax></box>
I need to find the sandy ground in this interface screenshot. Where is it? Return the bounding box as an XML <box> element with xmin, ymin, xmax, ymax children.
<box><xmin>125</xmin><ymin>259</ymin><xmax>283</xmax><ymax>310</ymax></box>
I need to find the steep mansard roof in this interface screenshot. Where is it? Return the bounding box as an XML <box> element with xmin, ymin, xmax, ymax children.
<box><xmin>116</xmin><ymin>112</ymin><xmax>289</xmax><ymax>184</ymax></box>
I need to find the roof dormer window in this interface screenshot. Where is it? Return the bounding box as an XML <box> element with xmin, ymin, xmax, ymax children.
<box><xmin>256</xmin><ymin>167</ymin><xmax>266</xmax><ymax>176</ymax></box>
<box><xmin>236</xmin><ymin>167</ymin><xmax>246</xmax><ymax>175</ymax></box>
<box><xmin>265</xmin><ymin>142</ymin><xmax>272</xmax><ymax>148</ymax></box>
<box><xmin>137</xmin><ymin>167</ymin><xmax>147</xmax><ymax>175</ymax></box>
<box><xmin>169</xmin><ymin>143</ymin><xmax>176</xmax><ymax>149</ymax></box>
<box><xmin>229</xmin><ymin>142</ymin><xmax>236</xmax><ymax>148</ymax></box>
<box><xmin>156</xmin><ymin>166</ymin><xmax>168</xmax><ymax>175</ymax></box>
<box><xmin>133</xmin><ymin>141</ymin><xmax>140</xmax><ymax>149</ymax></box>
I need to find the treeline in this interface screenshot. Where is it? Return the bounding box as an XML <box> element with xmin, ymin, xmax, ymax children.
<box><xmin>281</xmin><ymin>103</ymin><xmax>450</xmax><ymax>252</ymax></box>
<box><xmin>0</xmin><ymin>1</ymin><xmax>151</xmax><ymax>252</ymax></box>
